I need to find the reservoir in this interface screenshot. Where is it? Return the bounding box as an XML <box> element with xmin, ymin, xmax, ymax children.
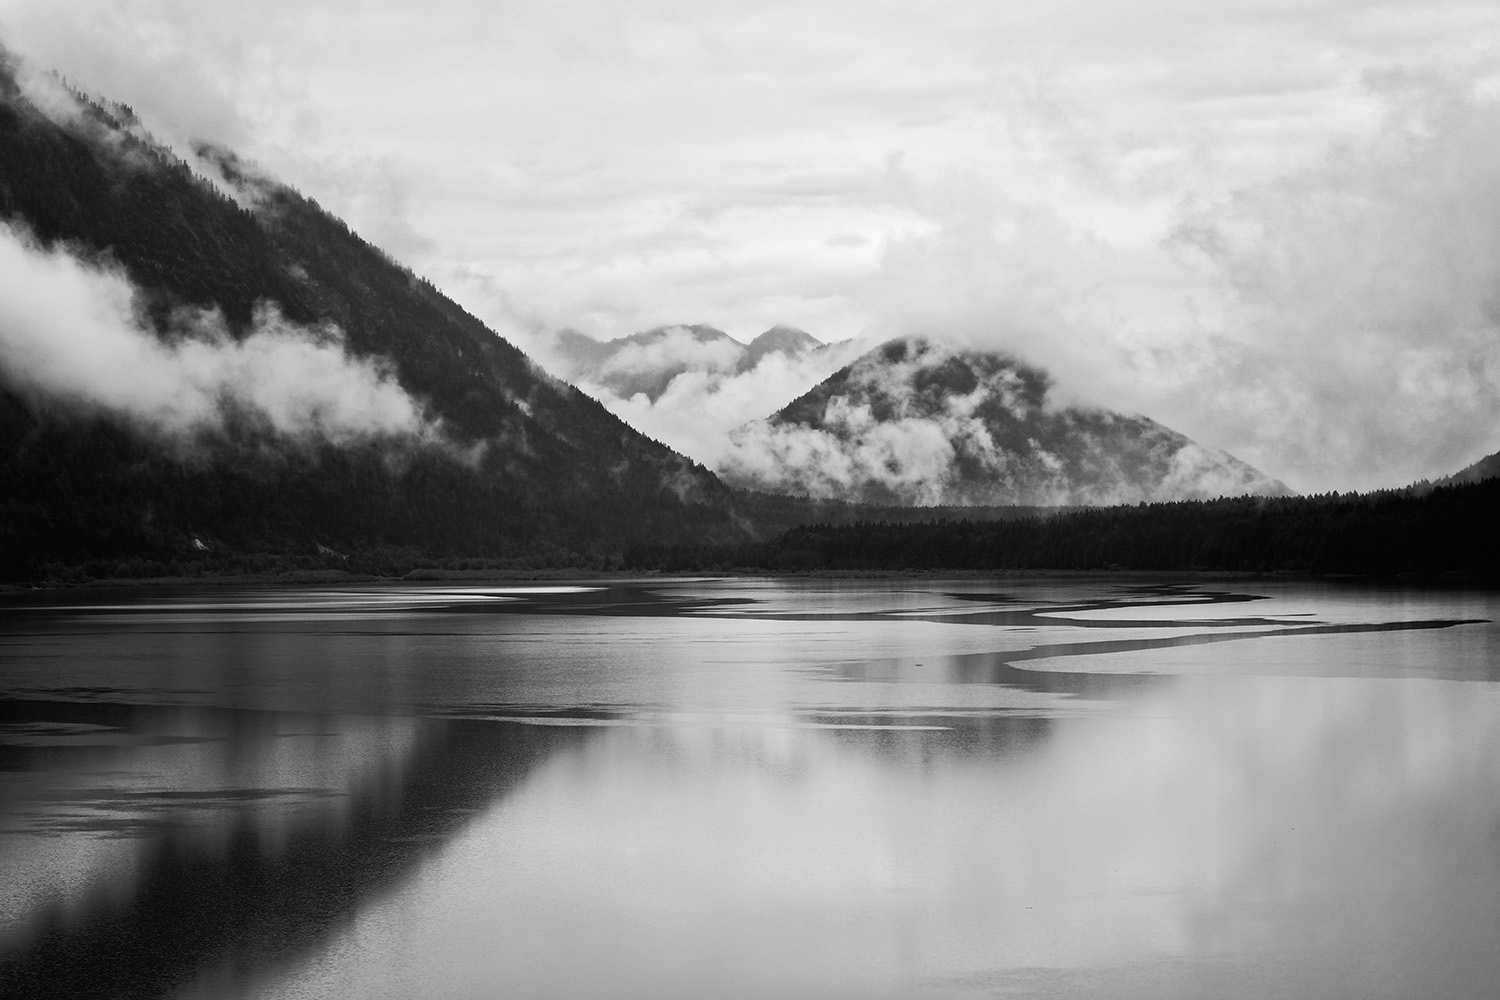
<box><xmin>2</xmin><ymin>577</ymin><xmax>1498</xmax><ymax>999</ymax></box>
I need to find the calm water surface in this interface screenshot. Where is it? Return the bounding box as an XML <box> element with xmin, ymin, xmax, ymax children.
<box><xmin>2</xmin><ymin>576</ymin><xmax>1498</xmax><ymax>998</ymax></box>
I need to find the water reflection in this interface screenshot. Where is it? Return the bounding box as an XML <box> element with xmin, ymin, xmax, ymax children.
<box><xmin>233</xmin><ymin>678</ymin><xmax>1500</xmax><ymax>1000</ymax></box>
<box><xmin>1</xmin><ymin>707</ymin><xmax>586</xmax><ymax>999</ymax></box>
<box><xmin>2</xmin><ymin>578</ymin><xmax>1498</xmax><ymax>998</ymax></box>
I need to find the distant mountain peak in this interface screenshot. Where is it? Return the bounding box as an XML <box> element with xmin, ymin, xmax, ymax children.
<box><xmin>754</xmin><ymin>323</ymin><xmax>819</xmax><ymax>342</ymax></box>
<box><xmin>719</xmin><ymin>336</ymin><xmax>1288</xmax><ymax>506</ymax></box>
<box><xmin>746</xmin><ymin>325</ymin><xmax>823</xmax><ymax>368</ymax></box>
<box><xmin>546</xmin><ymin>321</ymin><xmax>827</xmax><ymax>401</ymax></box>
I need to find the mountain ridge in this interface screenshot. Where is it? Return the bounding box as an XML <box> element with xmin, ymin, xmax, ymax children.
<box><xmin>719</xmin><ymin>337</ymin><xmax>1289</xmax><ymax>506</ymax></box>
<box><xmin>746</xmin><ymin>325</ymin><xmax>823</xmax><ymax>369</ymax></box>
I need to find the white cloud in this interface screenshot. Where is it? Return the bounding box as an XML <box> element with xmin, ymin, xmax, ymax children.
<box><xmin>725</xmin><ymin>406</ymin><xmax>961</xmax><ymax>506</ymax></box>
<box><xmin>1154</xmin><ymin>75</ymin><xmax>1500</xmax><ymax>490</ymax></box>
<box><xmin>580</xmin><ymin>341</ymin><xmax>865</xmax><ymax>467</ymax></box>
<box><xmin>0</xmin><ymin>223</ymin><xmax>450</xmax><ymax>450</ymax></box>
<box><xmin>597</xmin><ymin>327</ymin><xmax>743</xmax><ymax>381</ymax></box>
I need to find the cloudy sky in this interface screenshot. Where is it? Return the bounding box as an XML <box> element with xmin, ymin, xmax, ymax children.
<box><xmin>2</xmin><ymin>0</ymin><xmax>1498</xmax><ymax>491</ymax></box>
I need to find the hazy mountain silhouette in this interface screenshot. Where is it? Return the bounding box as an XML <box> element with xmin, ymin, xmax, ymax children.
<box><xmin>1435</xmin><ymin>447</ymin><xmax>1500</xmax><ymax>486</ymax></box>
<box><xmin>549</xmin><ymin>323</ymin><xmax>824</xmax><ymax>401</ymax></box>
<box><xmin>719</xmin><ymin>337</ymin><xmax>1289</xmax><ymax>506</ymax></box>
<box><xmin>745</xmin><ymin>324</ymin><xmax>823</xmax><ymax>369</ymax></box>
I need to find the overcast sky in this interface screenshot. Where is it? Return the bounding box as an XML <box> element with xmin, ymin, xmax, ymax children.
<box><xmin>2</xmin><ymin>0</ymin><xmax>1498</xmax><ymax>491</ymax></box>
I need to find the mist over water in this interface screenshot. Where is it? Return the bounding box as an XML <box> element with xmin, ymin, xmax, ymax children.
<box><xmin>2</xmin><ymin>579</ymin><xmax>1498</xmax><ymax>999</ymax></box>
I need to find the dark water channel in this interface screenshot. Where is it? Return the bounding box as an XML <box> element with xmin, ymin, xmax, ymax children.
<box><xmin>2</xmin><ymin>578</ymin><xmax>1498</xmax><ymax>998</ymax></box>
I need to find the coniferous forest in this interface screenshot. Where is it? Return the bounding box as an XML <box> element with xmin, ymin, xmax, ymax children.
<box><xmin>624</xmin><ymin>479</ymin><xmax>1500</xmax><ymax>580</ymax></box>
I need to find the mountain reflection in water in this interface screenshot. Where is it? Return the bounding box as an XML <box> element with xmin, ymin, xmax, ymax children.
<box><xmin>0</xmin><ymin>707</ymin><xmax>582</xmax><ymax>999</ymax></box>
<box><xmin>1</xmin><ymin>578</ymin><xmax>1498</xmax><ymax>999</ymax></box>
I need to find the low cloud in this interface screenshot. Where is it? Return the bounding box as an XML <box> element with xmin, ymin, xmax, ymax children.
<box><xmin>0</xmin><ymin>223</ymin><xmax>450</xmax><ymax>451</ymax></box>
<box><xmin>576</xmin><ymin>340</ymin><xmax>866</xmax><ymax>468</ymax></box>
<box><xmin>1156</xmin><ymin>74</ymin><xmax>1500</xmax><ymax>490</ymax></box>
<box><xmin>726</xmin><ymin>409</ymin><xmax>958</xmax><ymax>506</ymax></box>
<box><xmin>857</xmin><ymin>173</ymin><xmax>1146</xmax><ymax>413</ymax></box>
<box><xmin>598</xmin><ymin>327</ymin><xmax>743</xmax><ymax>382</ymax></box>
<box><xmin>545</xmin><ymin>326</ymin><xmax>750</xmax><ymax>402</ymax></box>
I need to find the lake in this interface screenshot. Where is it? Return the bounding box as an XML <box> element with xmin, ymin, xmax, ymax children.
<box><xmin>2</xmin><ymin>576</ymin><xmax>1499</xmax><ymax>999</ymax></box>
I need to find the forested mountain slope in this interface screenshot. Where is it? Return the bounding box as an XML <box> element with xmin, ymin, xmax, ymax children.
<box><xmin>1436</xmin><ymin>447</ymin><xmax>1500</xmax><ymax>487</ymax></box>
<box><xmin>0</xmin><ymin>55</ymin><xmax>740</xmax><ymax>579</ymax></box>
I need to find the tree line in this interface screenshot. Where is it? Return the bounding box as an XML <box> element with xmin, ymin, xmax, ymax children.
<box><xmin>623</xmin><ymin>479</ymin><xmax>1500</xmax><ymax>579</ymax></box>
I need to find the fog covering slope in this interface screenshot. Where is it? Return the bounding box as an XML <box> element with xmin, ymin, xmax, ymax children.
<box><xmin>1435</xmin><ymin>447</ymin><xmax>1500</xmax><ymax>487</ymax></box>
<box><xmin>0</xmin><ymin>54</ymin><xmax>743</xmax><ymax>577</ymax></box>
<box><xmin>719</xmin><ymin>338</ymin><xmax>1289</xmax><ymax>506</ymax></box>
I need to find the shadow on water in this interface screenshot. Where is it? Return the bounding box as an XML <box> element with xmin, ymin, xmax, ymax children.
<box><xmin>0</xmin><ymin>705</ymin><xmax>588</xmax><ymax>1000</ymax></box>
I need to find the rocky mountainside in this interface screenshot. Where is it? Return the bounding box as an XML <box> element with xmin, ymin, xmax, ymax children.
<box><xmin>549</xmin><ymin>323</ymin><xmax>824</xmax><ymax>401</ymax></box>
<box><xmin>0</xmin><ymin>55</ymin><xmax>745</xmax><ymax>578</ymax></box>
<box><xmin>718</xmin><ymin>338</ymin><xmax>1289</xmax><ymax>506</ymax></box>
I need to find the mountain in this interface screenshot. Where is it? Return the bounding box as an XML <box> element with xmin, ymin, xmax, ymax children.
<box><xmin>717</xmin><ymin>338</ymin><xmax>1289</xmax><ymax>506</ymax></box>
<box><xmin>1434</xmin><ymin>448</ymin><xmax>1500</xmax><ymax>487</ymax></box>
<box><xmin>0</xmin><ymin>56</ymin><xmax>746</xmax><ymax>579</ymax></box>
<box><xmin>549</xmin><ymin>323</ymin><xmax>825</xmax><ymax>402</ymax></box>
<box><xmin>745</xmin><ymin>325</ymin><xmax>823</xmax><ymax>369</ymax></box>
<box><xmin>552</xmin><ymin>328</ymin><xmax>616</xmax><ymax>371</ymax></box>
<box><xmin>553</xmin><ymin>324</ymin><xmax>745</xmax><ymax>401</ymax></box>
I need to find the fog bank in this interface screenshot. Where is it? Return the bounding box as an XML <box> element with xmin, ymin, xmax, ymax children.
<box><xmin>0</xmin><ymin>223</ymin><xmax>447</xmax><ymax>450</ymax></box>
